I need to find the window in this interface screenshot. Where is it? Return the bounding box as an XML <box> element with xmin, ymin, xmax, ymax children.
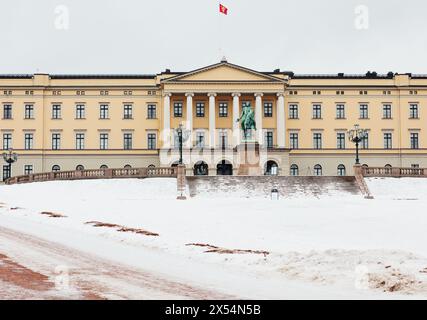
<box><xmin>124</xmin><ymin>165</ymin><xmax>132</xmax><ymax>169</ymax></box>
<box><xmin>312</xmin><ymin>104</ymin><xmax>322</xmax><ymax>119</ymax></box>
<box><xmin>219</xmin><ymin>130</ymin><xmax>228</xmax><ymax>148</ymax></box>
<box><xmin>337</xmin><ymin>133</ymin><xmax>346</xmax><ymax>149</ymax></box>
<box><xmin>173</xmin><ymin>131</ymin><xmax>180</xmax><ymax>149</ymax></box>
<box><xmin>147</xmin><ymin>104</ymin><xmax>156</xmax><ymax>119</ymax></box>
<box><xmin>2</xmin><ymin>165</ymin><xmax>11</xmax><ymax>181</ymax></box>
<box><xmin>25</xmin><ymin>104</ymin><xmax>34</xmax><ymax>119</ymax></box>
<box><xmin>24</xmin><ymin>133</ymin><xmax>33</xmax><ymax>150</ymax></box>
<box><xmin>264</xmin><ymin>102</ymin><xmax>273</xmax><ymax>117</ymax></box>
<box><xmin>51</xmin><ymin>133</ymin><xmax>61</xmax><ymax>150</ymax></box>
<box><xmin>100</xmin><ymin>165</ymin><xmax>108</xmax><ymax>169</ymax></box>
<box><xmin>100</xmin><ymin>133</ymin><xmax>108</xmax><ymax>150</ymax></box>
<box><xmin>52</xmin><ymin>165</ymin><xmax>60</xmax><ymax>172</ymax></box>
<box><xmin>411</xmin><ymin>164</ymin><xmax>420</xmax><ymax>169</ymax></box>
<box><xmin>337</xmin><ymin>164</ymin><xmax>346</xmax><ymax>176</ymax></box>
<box><xmin>290</xmin><ymin>133</ymin><xmax>299</xmax><ymax>149</ymax></box>
<box><xmin>383</xmin><ymin>133</ymin><xmax>392</xmax><ymax>149</ymax></box>
<box><xmin>173</xmin><ymin>102</ymin><xmax>182</xmax><ymax>117</ymax></box>
<box><xmin>290</xmin><ymin>164</ymin><xmax>299</xmax><ymax>176</ymax></box>
<box><xmin>313</xmin><ymin>164</ymin><xmax>322</xmax><ymax>176</ymax></box>
<box><xmin>3</xmin><ymin>133</ymin><xmax>12</xmax><ymax>150</ymax></box>
<box><xmin>3</xmin><ymin>104</ymin><xmax>12</xmax><ymax>119</ymax></box>
<box><xmin>147</xmin><ymin>133</ymin><xmax>156</xmax><ymax>150</ymax></box>
<box><xmin>219</xmin><ymin>102</ymin><xmax>228</xmax><ymax>117</ymax></box>
<box><xmin>75</xmin><ymin>133</ymin><xmax>85</xmax><ymax>150</ymax></box>
<box><xmin>76</xmin><ymin>165</ymin><xmax>84</xmax><ymax>171</ymax></box>
<box><xmin>409</xmin><ymin>104</ymin><xmax>419</xmax><ymax>119</ymax></box>
<box><xmin>100</xmin><ymin>104</ymin><xmax>109</xmax><ymax>119</ymax></box>
<box><xmin>289</xmin><ymin>104</ymin><xmax>298</xmax><ymax>119</ymax></box>
<box><xmin>76</xmin><ymin>104</ymin><xmax>85</xmax><ymax>119</ymax></box>
<box><xmin>361</xmin><ymin>133</ymin><xmax>369</xmax><ymax>149</ymax></box>
<box><xmin>195</xmin><ymin>131</ymin><xmax>205</xmax><ymax>148</ymax></box>
<box><xmin>196</xmin><ymin>102</ymin><xmax>205</xmax><ymax>117</ymax></box>
<box><xmin>410</xmin><ymin>133</ymin><xmax>419</xmax><ymax>149</ymax></box>
<box><xmin>313</xmin><ymin>133</ymin><xmax>322</xmax><ymax>149</ymax></box>
<box><xmin>124</xmin><ymin>104</ymin><xmax>133</xmax><ymax>119</ymax></box>
<box><xmin>383</xmin><ymin>104</ymin><xmax>392</xmax><ymax>119</ymax></box>
<box><xmin>52</xmin><ymin>104</ymin><xmax>61</xmax><ymax>119</ymax></box>
<box><xmin>123</xmin><ymin>133</ymin><xmax>133</xmax><ymax>150</ymax></box>
<box><xmin>265</xmin><ymin>131</ymin><xmax>274</xmax><ymax>148</ymax></box>
<box><xmin>336</xmin><ymin>104</ymin><xmax>345</xmax><ymax>119</ymax></box>
<box><xmin>24</xmin><ymin>165</ymin><xmax>33</xmax><ymax>175</ymax></box>
<box><xmin>359</xmin><ymin>104</ymin><xmax>368</xmax><ymax>119</ymax></box>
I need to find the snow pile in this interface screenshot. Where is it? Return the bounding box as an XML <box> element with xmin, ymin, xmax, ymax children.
<box><xmin>366</xmin><ymin>177</ymin><xmax>427</xmax><ymax>200</ymax></box>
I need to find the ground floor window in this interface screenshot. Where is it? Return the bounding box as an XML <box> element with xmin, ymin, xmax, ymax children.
<box><xmin>313</xmin><ymin>164</ymin><xmax>322</xmax><ymax>176</ymax></box>
<box><xmin>100</xmin><ymin>165</ymin><xmax>108</xmax><ymax>169</ymax></box>
<box><xmin>76</xmin><ymin>165</ymin><xmax>84</xmax><ymax>171</ymax></box>
<box><xmin>337</xmin><ymin>164</ymin><xmax>346</xmax><ymax>176</ymax></box>
<box><xmin>24</xmin><ymin>165</ymin><xmax>33</xmax><ymax>175</ymax></box>
<box><xmin>52</xmin><ymin>165</ymin><xmax>61</xmax><ymax>172</ymax></box>
<box><xmin>290</xmin><ymin>164</ymin><xmax>299</xmax><ymax>176</ymax></box>
<box><xmin>2</xmin><ymin>165</ymin><xmax>10</xmax><ymax>181</ymax></box>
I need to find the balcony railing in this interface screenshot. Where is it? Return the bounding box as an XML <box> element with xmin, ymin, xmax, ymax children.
<box><xmin>362</xmin><ymin>166</ymin><xmax>427</xmax><ymax>177</ymax></box>
<box><xmin>5</xmin><ymin>167</ymin><xmax>177</xmax><ymax>185</ymax></box>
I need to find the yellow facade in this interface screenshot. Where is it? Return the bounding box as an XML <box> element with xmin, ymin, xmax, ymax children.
<box><xmin>1</xmin><ymin>60</ymin><xmax>427</xmax><ymax>179</ymax></box>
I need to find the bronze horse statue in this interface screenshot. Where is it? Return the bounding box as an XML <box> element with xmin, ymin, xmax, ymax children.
<box><xmin>237</xmin><ymin>102</ymin><xmax>256</xmax><ymax>140</ymax></box>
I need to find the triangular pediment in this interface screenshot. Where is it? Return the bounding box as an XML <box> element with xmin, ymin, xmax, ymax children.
<box><xmin>162</xmin><ymin>62</ymin><xmax>284</xmax><ymax>83</ymax></box>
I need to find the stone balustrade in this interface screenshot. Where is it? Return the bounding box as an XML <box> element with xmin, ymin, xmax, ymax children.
<box><xmin>361</xmin><ymin>166</ymin><xmax>427</xmax><ymax>177</ymax></box>
<box><xmin>5</xmin><ymin>167</ymin><xmax>177</xmax><ymax>185</ymax></box>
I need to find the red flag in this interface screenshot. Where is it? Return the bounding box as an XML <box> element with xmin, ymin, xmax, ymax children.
<box><xmin>219</xmin><ymin>3</ymin><xmax>228</xmax><ymax>15</ymax></box>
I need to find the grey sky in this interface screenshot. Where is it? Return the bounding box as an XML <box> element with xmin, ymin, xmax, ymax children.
<box><xmin>0</xmin><ymin>0</ymin><xmax>426</xmax><ymax>74</ymax></box>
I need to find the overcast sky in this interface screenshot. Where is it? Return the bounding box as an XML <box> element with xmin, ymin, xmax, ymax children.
<box><xmin>0</xmin><ymin>0</ymin><xmax>426</xmax><ymax>75</ymax></box>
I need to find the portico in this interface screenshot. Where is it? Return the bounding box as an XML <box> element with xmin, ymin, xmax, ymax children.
<box><xmin>159</xmin><ymin>60</ymin><xmax>289</xmax><ymax>175</ymax></box>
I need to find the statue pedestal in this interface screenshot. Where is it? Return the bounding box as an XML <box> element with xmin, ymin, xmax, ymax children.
<box><xmin>237</xmin><ymin>141</ymin><xmax>262</xmax><ymax>176</ymax></box>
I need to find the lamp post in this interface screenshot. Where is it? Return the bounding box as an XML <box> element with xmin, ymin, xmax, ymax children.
<box><xmin>2</xmin><ymin>148</ymin><xmax>18</xmax><ymax>181</ymax></box>
<box><xmin>347</xmin><ymin>124</ymin><xmax>368</xmax><ymax>165</ymax></box>
<box><xmin>175</xmin><ymin>123</ymin><xmax>190</xmax><ymax>165</ymax></box>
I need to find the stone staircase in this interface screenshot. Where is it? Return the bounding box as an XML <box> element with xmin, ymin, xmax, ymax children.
<box><xmin>186</xmin><ymin>176</ymin><xmax>361</xmax><ymax>199</ymax></box>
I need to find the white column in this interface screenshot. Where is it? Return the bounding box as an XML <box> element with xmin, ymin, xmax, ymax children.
<box><xmin>163</xmin><ymin>93</ymin><xmax>171</xmax><ymax>148</ymax></box>
<box><xmin>185</xmin><ymin>93</ymin><xmax>194</xmax><ymax>148</ymax></box>
<box><xmin>254</xmin><ymin>93</ymin><xmax>263</xmax><ymax>143</ymax></box>
<box><xmin>208</xmin><ymin>93</ymin><xmax>217</xmax><ymax>148</ymax></box>
<box><xmin>277</xmin><ymin>92</ymin><xmax>286</xmax><ymax>148</ymax></box>
<box><xmin>232</xmin><ymin>93</ymin><xmax>241</xmax><ymax>147</ymax></box>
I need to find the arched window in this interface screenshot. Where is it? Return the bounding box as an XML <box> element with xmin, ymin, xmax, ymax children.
<box><xmin>148</xmin><ymin>164</ymin><xmax>155</xmax><ymax>168</ymax></box>
<box><xmin>100</xmin><ymin>165</ymin><xmax>108</xmax><ymax>169</ymax></box>
<box><xmin>290</xmin><ymin>164</ymin><xmax>299</xmax><ymax>176</ymax></box>
<box><xmin>52</xmin><ymin>165</ymin><xmax>61</xmax><ymax>172</ymax></box>
<box><xmin>194</xmin><ymin>161</ymin><xmax>208</xmax><ymax>176</ymax></box>
<box><xmin>76</xmin><ymin>165</ymin><xmax>84</xmax><ymax>171</ymax></box>
<box><xmin>124</xmin><ymin>164</ymin><xmax>132</xmax><ymax>169</ymax></box>
<box><xmin>171</xmin><ymin>161</ymin><xmax>179</xmax><ymax>167</ymax></box>
<box><xmin>264</xmin><ymin>160</ymin><xmax>279</xmax><ymax>176</ymax></box>
<box><xmin>313</xmin><ymin>164</ymin><xmax>322</xmax><ymax>176</ymax></box>
<box><xmin>384</xmin><ymin>164</ymin><xmax>392</xmax><ymax>174</ymax></box>
<box><xmin>337</xmin><ymin>164</ymin><xmax>346</xmax><ymax>176</ymax></box>
<box><xmin>362</xmin><ymin>164</ymin><xmax>368</xmax><ymax>168</ymax></box>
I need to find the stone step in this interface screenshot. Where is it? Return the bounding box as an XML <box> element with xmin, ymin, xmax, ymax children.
<box><xmin>186</xmin><ymin>176</ymin><xmax>361</xmax><ymax>199</ymax></box>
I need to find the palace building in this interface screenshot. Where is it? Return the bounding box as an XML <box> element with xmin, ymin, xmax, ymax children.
<box><xmin>1</xmin><ymin>59</ymin><xmax>427</xmax><ymax>180</ymax></box>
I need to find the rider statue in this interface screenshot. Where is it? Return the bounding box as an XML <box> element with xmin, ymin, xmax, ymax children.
<box><xmin>237</xmin><ymin>102</ymin><xmax>256</xmax><ymax>141</ymax></box>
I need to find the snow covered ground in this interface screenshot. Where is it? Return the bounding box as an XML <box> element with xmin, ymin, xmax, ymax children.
<box><xmin>1</xmin><ymin>177</ymin><xmax>427</xmax><ymax>299</ymax></box>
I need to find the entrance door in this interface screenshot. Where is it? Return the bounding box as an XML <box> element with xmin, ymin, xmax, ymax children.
<box><xmin>216</xmin><ymin>160</ymin><xmax>233</xmax><ymax>175</ymax></box>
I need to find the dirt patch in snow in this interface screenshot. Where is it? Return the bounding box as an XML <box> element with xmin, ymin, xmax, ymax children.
<box><xmin>85</xmin><ymin>221</ymin><xmax>159</xmax><ymax>236</ymax></box>
<box><xmin>0</xmin><ymin>253</ymin><xmax>54</xmax><ymax>291</ymax></box>
<box><xmin>186</xmin><ymin>243</ymin><xmax>269</xmax><ymax>257</ymax></box>
<box><xmin>278</xmin><ymin>249</ymin><xmax>427</xmax><ymax>295</ymax></box>
<box><xmin>40</xmin><ymin>211</ymin><xmax>67</xmax><ymax>218</ymax></box>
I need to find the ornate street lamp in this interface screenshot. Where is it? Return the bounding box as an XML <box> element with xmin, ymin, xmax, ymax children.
<box><xmin>347</xmin><ymin>124</ymin><xmax>368</xmax><ymax>165</ymax></box>
<box><xmin>2</xmin><ymin>148</ymin><xmax>18</xmax><ymax>181</ymax></box>
<box><xmin>174</xmin><ymin>123</ymin><xmax>190</xmax><ymax>165</ymax></box>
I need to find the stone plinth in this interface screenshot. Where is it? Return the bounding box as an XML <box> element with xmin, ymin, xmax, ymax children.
<box><xmin>237</xmin><ymin>142</ymin><xmax>262</xmax><ymax>176</ymax></box>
